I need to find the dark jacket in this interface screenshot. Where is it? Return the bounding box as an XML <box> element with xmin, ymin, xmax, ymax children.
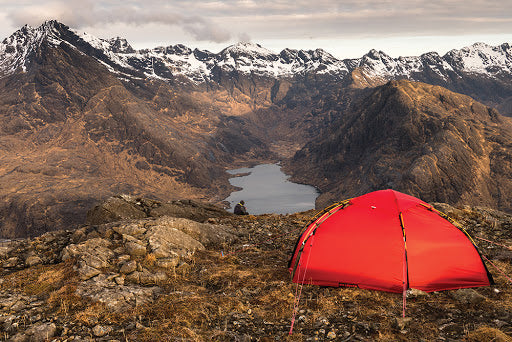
<box><xmin>234</xmin><ymin>202</ymin><xmax>249</xmax><ymax>215</ymax></box>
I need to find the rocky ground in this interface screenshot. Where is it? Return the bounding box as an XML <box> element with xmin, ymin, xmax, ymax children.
<box><xmin>0</xmin><ymin>197</ymin><xmax>511</xmax><ymax>341</ymax></box>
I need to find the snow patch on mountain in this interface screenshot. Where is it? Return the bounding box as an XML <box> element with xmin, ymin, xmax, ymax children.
<box><xmin>0</xmin><ymin>21</ymin><xmax>511</xmax><ymax>86</ymax></box>
<box><xmin>445</xmin><ymin>42</ymin><xmax>512</xmax><ymax>75</ymax></box>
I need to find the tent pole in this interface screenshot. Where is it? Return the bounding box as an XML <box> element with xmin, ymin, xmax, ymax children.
<box><xmin>399</xmin><ymin>212</ymin><xmax>409</xmax><ymax>318</ymax></box>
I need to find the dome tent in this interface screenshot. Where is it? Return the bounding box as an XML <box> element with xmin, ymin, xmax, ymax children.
<box><xmin>289</xmin><ymin>189</ymin><xmax>493</xmax><ymax>293</ymax></box>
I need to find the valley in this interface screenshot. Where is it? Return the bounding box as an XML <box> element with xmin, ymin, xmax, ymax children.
<box><xmin>0</xmin><ymin>21</ymin><xmax>511</xmax><ymax>238</ymax></box>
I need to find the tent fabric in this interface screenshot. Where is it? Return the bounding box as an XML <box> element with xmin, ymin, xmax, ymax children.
<box><xmin>289</xmin><ymin>189</ymin><xmax>493</xmax><ymax>293</ymax></box>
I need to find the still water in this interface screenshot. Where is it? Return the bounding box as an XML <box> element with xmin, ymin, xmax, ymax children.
<box><xmin>225</xmin><ymin>163</ymin><xmax>319</xmax><ymax>215</ymax></box>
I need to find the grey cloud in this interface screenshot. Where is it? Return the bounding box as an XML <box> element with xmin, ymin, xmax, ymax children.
<box><xmin>238</xmin><ymin>32</ymin><xmax>252</xmax><ymax>42</ymax></box>
<box><xmin>6</xmin><ymin>0</ymin><xmax>231</xmax><ymax>42</ymax></box>
<box><xmin>4</xmin><ymin>0</ymin><xmax>511</xmax><ymax>44</ymax></box>
<box><xmin>184</xmin><ymin>17</ymin><xmax>231</xmax><ymax>43</ymax></box>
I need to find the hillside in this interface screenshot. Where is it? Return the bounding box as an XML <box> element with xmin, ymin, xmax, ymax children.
<box><xmin>0</xmin><ymin>197</ymin><xmax>511</xmax><ymax>341</ymax></box>
<box><xmin>287</xmin><ymin>80</ymin><xmax>512</xmax><ymax>212</ymax></box>
<box><xmin>0</xmin><ymin>22</ymin><xmax>273</xmax><ymax>238</ymax></box>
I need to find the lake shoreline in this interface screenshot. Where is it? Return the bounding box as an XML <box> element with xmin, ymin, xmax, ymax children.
<box><xmin>224</xmin><ymin>163</ymin><xmax>319</xmax><ymax>215</ymax></box>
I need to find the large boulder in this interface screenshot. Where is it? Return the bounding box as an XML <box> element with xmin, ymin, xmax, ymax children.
<box><xmin>149</xmin><ymin>216</ymin><xmax>236</xmax><ymax>247</ymax></box>
<box><xmin>61</xmin><ymin>238</ymin><xmax>115</xmax><ymax>280</ymax></box>
<box><xmin>85</xmin><ymin>195</ymin><xmax>148</xmax><ymax>225</ymax></box>
<box><xmin>75</xmin><ymin>273</ymin><xmax>160</xmax><ymax>310</ymax></box>
<box><xmin>146</xmin><ymin>225</ymin><xmax>205</xmax><ymax>259</ymax></box>
<box><xmin>86</xmin><ymin>195</ymin><xmax>231</xmax><ymax>225</ymax></box>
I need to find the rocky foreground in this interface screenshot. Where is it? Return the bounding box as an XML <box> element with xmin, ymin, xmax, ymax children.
<box><xmin>1</xmin><ymin>197</ymin><xmax>511</xmax><ymax>341</ymax></box>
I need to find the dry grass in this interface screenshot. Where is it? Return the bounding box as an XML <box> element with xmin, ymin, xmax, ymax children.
<box><xmin>47</xmin><ymin>284</ymin><xmax>85</xmax><ymax>315</ymax></box>
<box><xmin>465</xmin><ymin>327</ymin><xmax>512</xmax><ymax>342</ymax></box>
<box><xmin>2</xmin><ymin>260</ymin><xmax>76</xmax><ymax>296</ymax></box>
<box><xmin>144</xmin><ymin>253</ymin><xmax>157</xmax><ymax>267</ymax></box>
<box><xmin>74</xmin><ymin>302</ymin><xmax>110</xmax><ymax>325</ymax></box>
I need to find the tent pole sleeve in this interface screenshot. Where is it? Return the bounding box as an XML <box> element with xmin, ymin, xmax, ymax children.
<box><xmin>399</xmin><ymin>212</ymin><xmax>409</xmax><ymax>317</ymax></box>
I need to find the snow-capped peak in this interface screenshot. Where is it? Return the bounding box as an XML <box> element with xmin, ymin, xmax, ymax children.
<box><xmin>221</xmin><ymin>42</ymin><xmax>276</xmax><ymax>58</ymax></box>
<box><xmin>445</xmin><ymin>42</ymin><xmax>512</xmax><ymax>74</ymax></box>
<box><xmin>0</xmin><ymin>20</ymin><xmax>70</xmax><ymax>76</ymax></box>
<box><xmin>108</xmin><ymin>37</ymin><xmax>135</xmax><ymax>54</ymax></box>
<box><xmin>0</xmin><ymin>21</ymin><xmax>511</xmax><ymax>86</ymax></box>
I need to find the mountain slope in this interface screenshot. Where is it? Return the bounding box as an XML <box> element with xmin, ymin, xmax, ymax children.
<box><xmin>287</xmin><ymin>80</ymin><xmax>512</xmax><ymax>211</ymax></box>
<box><xmin>0</xmin><ymin>22</ymin><xmax>269</xmax><ymax>238</ymax></box>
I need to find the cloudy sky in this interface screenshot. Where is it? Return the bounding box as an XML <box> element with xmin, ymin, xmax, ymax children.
<box><xmin>0</xmin><ymin>0</ymin><xmax>510</xmax><ymax>58</ymax></box>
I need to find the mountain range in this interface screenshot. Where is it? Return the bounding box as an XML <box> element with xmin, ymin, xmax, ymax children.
<box><xmin>1</xmin><ymin>20</ymin><xmax>511</xmax><ymax>237</ymax></box>
<box><xmin>3</xmin><ymin>21</ymin><xmax>512</xmax><ymax>113</ymax></box>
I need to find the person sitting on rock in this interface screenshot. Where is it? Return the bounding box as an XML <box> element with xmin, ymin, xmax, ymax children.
<box><xmin>234</xmin><ymin>200</ymin><xmax>249</xmax><ymax>215</ymax></box>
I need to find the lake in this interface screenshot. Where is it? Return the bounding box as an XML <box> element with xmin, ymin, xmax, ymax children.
<box><xmin>225</xmin><ymin>163</ymin><xmax>319</xmax><ymax>215</ymax></box>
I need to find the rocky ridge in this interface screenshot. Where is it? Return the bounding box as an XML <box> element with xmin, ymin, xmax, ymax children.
<box><xmin>287</xmin><ymin>80</ymin><xmax>512</xmax><ymax>212</ymax></box>
<box><xmin>0</xmin><ymin>197</ymin><xmax>511</xmax><ymax>341</ymax></box>
<box><xmin>1</xmin><ymin>21</ymin><xmax>511</xmax><ymax>111</ymax></box>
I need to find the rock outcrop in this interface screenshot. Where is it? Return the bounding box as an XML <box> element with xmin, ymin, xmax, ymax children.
<box><xmin>1</xmin><ymin>211</ymin><xmax>237</xmax><ymax>313</ymax></box>
<box><xmin>86</xmin><ymin>194</ymin><xmax>230</xmax><ymax>225</ymax></box>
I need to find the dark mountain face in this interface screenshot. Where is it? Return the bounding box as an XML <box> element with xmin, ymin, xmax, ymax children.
<box><xmin>0</xmin><ymin>21</ymin><xmax>511</xmax><ymax>237</ymax></box>
<box><xmin>287</xmin><ymin>80</ymin><xmax>512</xmax><ymax>211</ymax></box>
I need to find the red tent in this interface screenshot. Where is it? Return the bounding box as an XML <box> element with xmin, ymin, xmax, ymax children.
<box><xmin>289</xmin><ymin>189</ymin><xmax>493</xmax><ymax>293</ymax></box>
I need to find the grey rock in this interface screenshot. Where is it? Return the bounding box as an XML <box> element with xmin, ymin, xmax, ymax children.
<box><xmin>86</xmin><ymin>195</ymin><xmax>230</xmax><ymax>226</ymax></box>
<box><xmin>395</xmin><ymin>317</ymin><xmax>412</xmax><ymax>331</ymax></box>
<box><xmin>117</xmin><ymin>254</ymin><xmax>131</xmax><ymax>263</ymax></box>
<box><xmin>25</xmin><ymin>322</ymin><xmax>57</xmax><ymax>342</ymax></box>
<box><xmin>150</xmin><ymin>216</ymin><xmax>236</xmax><ymax>247</ymax></box>
<box><xmin>76</xmin><ymin>277</ymin><xmax>158</xmax><ymax>311</ymax></box>
<box><xmin>0</xmin><ymin>245</ymin><xmax>13</xmax><ymax>258</ymax></box>
<box><xmin>155</xmin><ymin>257</ymin><xmax>179</xmax><ymax>269</ymax></box>
<box><xmin>146</xmin><ymin>224</ymin><xmax>204</xmax><ymax>259</ymax></box>
<box><xmin>115</xmin><ymin>275</ymin><xmax>125</xmax><ymax>285</ymax></box>
<box><xmin>78</xmin><ymin>263</ymin><xmax>102</xmax><ymax>280</ymax></box>
<box><xmin>1</xmin><ymin>296</ymin><xmax>18</xmax><ymax>310</ymax></box>
<box><xmin>149</xmin><ymin>199</ymin><xmax>230</xmax><ymax>222</ymax></box>
<box><xmin>119</xmin><ymin>260</ymin><xmax>137</xmax><ymax>274</ymax></box>
<box><xmin>86</xmin><ymin>195</ymin><xmax>147</xmax><ymax>225</ymax></box>
<box><xmin>125</xmin><ymin>241</ymin><xmax>147</xmax><ymax>257</ymax></box>
<box><xmin>8</xmin><ymin>333</ymin><xmax>28</xmax><ymax>342</ymax></box>
<box><xmin>113</xmin><ymin>246</ymin><xmax>126</xmax><ymax>255</ymax></box>
<box><xmin>92</xmin><ymin>324</ymin><xmax>112</xmax><ymax>337</ymax></box>
<box><xmin>140</xmin><ymin>270</ymin><xmax>168</xmax><ymax>285</ymax></box>
<box><xmin>125</xmin><ymin>271</ymin><xmax>141</xmax><ymax>284</ymax></box>
<box><xmin>71</xmin><ymin>228</ymin><xmax>86</xmax><ymax>244</ymax></box>
<box><xmin>407</xmin><ymin>288</ymin><xmax>429</xmax><ymax>297</ymax></box>
<box><xmin>86</xmin><ymin>230</ymin><xmax>101</xmax><ymax>240</ymax></box>
<box><xmin>112</xmin><ymin>223</ymin><xmax>147</xmax><ymax>237</ymax></box>
<box><xmin>25</xmin><ymin>255</ymin><xmax>42</xmax><ymax>267</ymax></box>
<box><xmin>1</xmin><ymin>315</ymin><xmax>16</xmax><ymax>331</ymax></box>
<box><xmin>10</xmin><ymin>300</ymin><xmax>27</xmax><ymax>312</ymax></box>
<box><xmin>3</xmin><ymin>256</ymin><xmax>18</xmax><ymax>268</ymax></box>
<box><xmin>62</xmin><ymin>238</ymin><xmax>113</xmax><ymax>267</ymax></box>
<box><xmin>451</xmin><ymin>288</ymin><xmax>486</xmax><ymax>305</ymax></box>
